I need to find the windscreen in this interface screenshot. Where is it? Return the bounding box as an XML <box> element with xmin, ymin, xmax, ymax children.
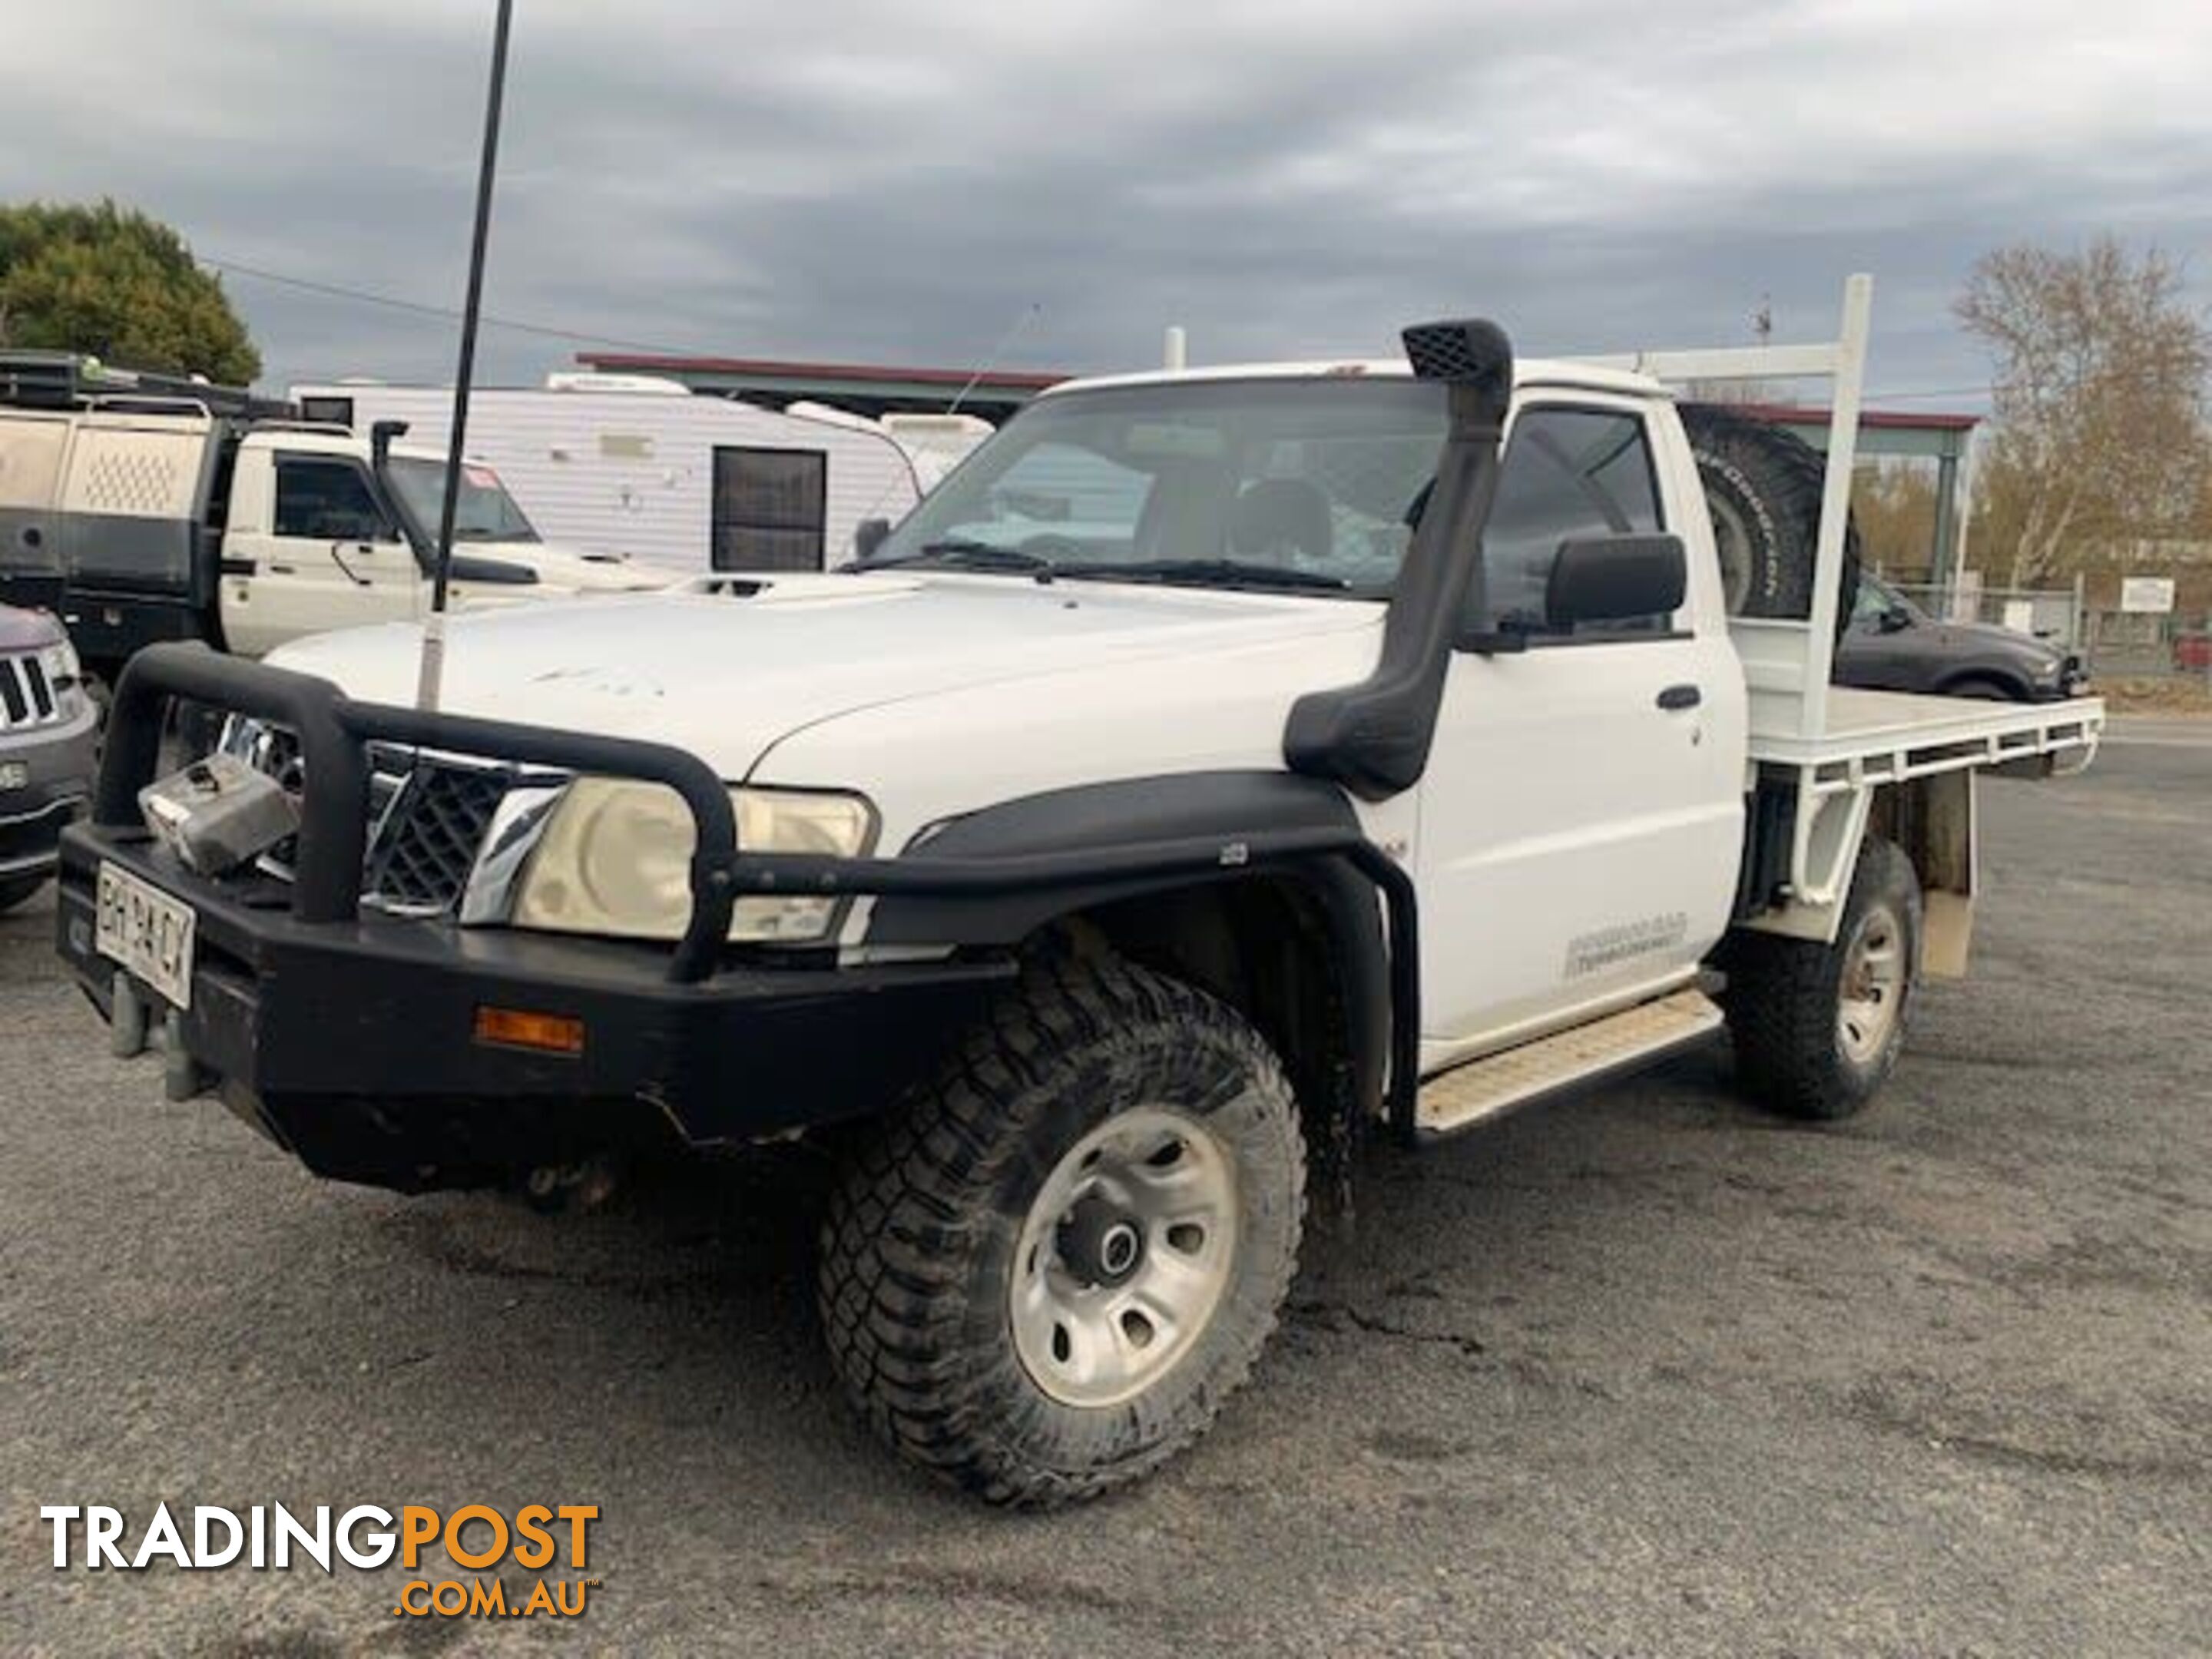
<box><xmin>866</xmin><ymin>378</ymin><xmax>1449</xmax><ymax>596</ymax></box>
<box><xmin>384</xmin><ymin>457</ymin><xmax>541</xmax><ymax>544</ymax></box>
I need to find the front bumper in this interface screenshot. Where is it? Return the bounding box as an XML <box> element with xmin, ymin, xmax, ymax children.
<box><xmin>2</xmin><ymin>701</ymin><xmax>97</xmax><ymax>881</ymax></box>
<box><xmin>2040</xmin><ymin>657</ymin><xmax>2091</xmax><ymax>702</ymax></box>
<box><xmin>62</xmin><ymin>643</ymin><xmax>1414</xmax><ymax>1186</ymax></box>
<box><xmin>58</xmin><ymin>826</ymin><xmax>1011</xmax><ymax>1190</ymax></box>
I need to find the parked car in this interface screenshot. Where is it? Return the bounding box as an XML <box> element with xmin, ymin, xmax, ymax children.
<box><xmin>1837</xmin><ymin>573</ymin><xmax>2086</xmax><ymax>700</ymax></box>
<box><xmin>0</xmin><ymin>604</ymin><xmax>96</xmax><ymax>913</ymax></box>
<box><xmin>0</xmin><ymin>351</ymin><xmax>662</xmax><ymax>695</ymax></box>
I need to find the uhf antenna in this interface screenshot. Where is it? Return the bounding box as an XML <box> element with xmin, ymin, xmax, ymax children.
<box><xmin>416</xmin><ymin>0</ymin><xmax>515</xmax><ymax>712</ymax></box>
<box><xmin>945</xmin><ymin>302</ymin><xmax>1041</xmax><ymax>418</ymax></box>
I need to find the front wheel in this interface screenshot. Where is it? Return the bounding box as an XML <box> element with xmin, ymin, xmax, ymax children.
<box><xmin>1725</xmin><ymin>836</ymin><xmax>1922</xmax><ymax>1120</ymax></box>
<box><xmin>817</xmin><ymin>953</ymin><xmax>1306</xmax><ymax>1506</ymax></box>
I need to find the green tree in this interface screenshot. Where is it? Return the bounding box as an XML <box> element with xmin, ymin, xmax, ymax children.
<box><xmin>0</xmin><ymin>200</ymin><xmax>260</xmax><ymax>385</ymax></box>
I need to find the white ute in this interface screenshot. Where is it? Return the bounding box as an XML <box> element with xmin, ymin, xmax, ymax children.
<box><xmin>61</xmin><ymin>276</ymin><xmax>2101</xmax><ymax>1505</ymax></box>
<box><xmin>0</xmin><ymin>351</ymin><xmax>661</xmax><ymax>688</ymax></box>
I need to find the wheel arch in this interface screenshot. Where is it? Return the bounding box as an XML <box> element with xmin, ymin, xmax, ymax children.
<box><xmin>863</xmin><ymin>771</ymin><xmax>1392</xmax><ymax>1158</ymax></box>
<box><xmin>1067</xmin><ymin>863</ymin><xmax>1389</xmax><ymax>1174</ymax></box>
<box><xmin>1936</xmin><ymin>668</ymin><xmax>2029</xmax><ymax>702</ymax></box>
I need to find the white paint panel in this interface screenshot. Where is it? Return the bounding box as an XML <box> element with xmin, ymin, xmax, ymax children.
<box><xmin>0</xmin><ymin>413</ymin><xmax>72</xmax><ymax>509</ymax></box>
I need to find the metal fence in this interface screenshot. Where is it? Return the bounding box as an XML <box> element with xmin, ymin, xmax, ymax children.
<box><xmin>2079</xmin><ymin>608</ymin><xmax>2212</xmax><ymax>678</ymax></box>
<box><xmin>1889</xmin><ymin>582</ymin><xmax>2082</xmax><ymax>647</ymax></box>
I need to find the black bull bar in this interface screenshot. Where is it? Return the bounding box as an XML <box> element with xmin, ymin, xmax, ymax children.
<box><xmin>84</xmin><ymin>644</ymin><xmax>1426</xmax><ymax>1134</ymax></box>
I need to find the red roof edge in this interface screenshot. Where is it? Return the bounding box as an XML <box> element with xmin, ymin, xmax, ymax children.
<box><xmin>576</xmin><ymin>353</ymin><xmax>1067</xmax><ymax>392</ymax></box>
<box><xmin>1727</xmin><ymin>401</ymin><xmax>1979</xmax><ymax>433</ymax></box>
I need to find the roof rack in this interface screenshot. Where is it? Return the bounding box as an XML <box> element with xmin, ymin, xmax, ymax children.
<box><xmin>0</xmin><ymin>349</ymin><xmax>293</xmax><ymax>421</ymax></box>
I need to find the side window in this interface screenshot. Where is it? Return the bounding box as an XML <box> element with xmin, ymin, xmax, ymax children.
<box><xmin>1851</xmin><ymin>577</ymin><xmax>1894</xmax><ymax>628</ymax></box>
<box><xmin>712</xmin><ymin>446</ymin><xmax>826</xmax><ymax>571</ymax></box>
<box><xmin>1471</xmin><ymin>408</ymin><xmax>1667</xmax><ymax>637</ymax></box>
<box><xmin>273</xmin><ymin>456</ymin><xmax>391</xmax><ymax>541</ymax></box>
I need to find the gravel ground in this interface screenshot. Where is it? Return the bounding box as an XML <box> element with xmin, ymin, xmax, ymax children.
<box><xmin>2</xmin><ymin>719</ymin><xmax>2205</xmax><ymax>1657</ymax></box>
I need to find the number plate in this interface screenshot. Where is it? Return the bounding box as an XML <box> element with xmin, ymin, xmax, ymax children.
<box><xmin>94</xmin><ymin>863</ymin><xmax>197</xmax><ymax>1010</ymax></box>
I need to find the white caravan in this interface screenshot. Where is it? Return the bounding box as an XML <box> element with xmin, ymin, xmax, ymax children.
<box><xmin>290</xmin><ymin>376</ymin><xmax>972</xmax><ymax>577</ymax></box>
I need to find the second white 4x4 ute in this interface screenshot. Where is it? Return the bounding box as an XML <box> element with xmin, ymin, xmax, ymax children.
<box><xmin>56</xmin><ymin>277</ymin><xmax>2101</xmax><ymax>1505</ymax></box>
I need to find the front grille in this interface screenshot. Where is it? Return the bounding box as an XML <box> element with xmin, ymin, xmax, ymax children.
<box><xmin>0</xmin><ymin>653</ymin><xmax>61</xmax><ymax>730</ymax></box>
<box><xmin>224</xmin><ymin>719</ymin><xmax>531</xmax><ymax>916</ymax></box>
<box><xmin>364</xmin><ymin>762</ymin><xmax>512</xmax><ymax>912</ymax></box>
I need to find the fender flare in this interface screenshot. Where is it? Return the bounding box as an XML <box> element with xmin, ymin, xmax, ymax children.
<box><xmin>863</xmin><ymin>770</ymin><xmax>1396</xmax><ymax>1119</ymax></box>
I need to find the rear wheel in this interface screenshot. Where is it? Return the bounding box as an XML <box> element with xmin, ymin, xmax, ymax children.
<box><xmin>817</xmin><ymin>952</ymin><xmax>1305</xmax><ymax>1506</ymax></box>
<box><xmin>1725</xmin><ymin>836</ymin><xmax>1921</xmax><ymax>1120</ymax></box>
<box><xmin>1682</xmin><ymin>404</ymin><xmax>1861</xmax><ymax>641</ymax></box>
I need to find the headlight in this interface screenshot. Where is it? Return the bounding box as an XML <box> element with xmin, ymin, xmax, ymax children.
<box><xmin>512</xmin><ymin>778</ymin><xmax>875</xmax><ymax>944</ymax></box>
<box><xmin>2032</xmin><ymin>657</ymin><xmax>2062</xmax><ymax>683</ymax></box>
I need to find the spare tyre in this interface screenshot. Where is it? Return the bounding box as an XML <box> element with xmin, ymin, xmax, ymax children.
<box><xmin>1681</xmin><ymin>404</ymin><xmax>1860</xmax><ymax>641</ymax></box>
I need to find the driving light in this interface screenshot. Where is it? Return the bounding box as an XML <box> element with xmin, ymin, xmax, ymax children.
<box><xmin>511</xmin><ymin>778</ymin><xmax>874</xmax><ymax>945</ymax></box>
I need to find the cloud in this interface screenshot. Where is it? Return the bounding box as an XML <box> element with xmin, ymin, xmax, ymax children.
<box><xmin>2</xmin><ymin>0</ymin><xmax>2207</xmax><ymax>404</ymax></box>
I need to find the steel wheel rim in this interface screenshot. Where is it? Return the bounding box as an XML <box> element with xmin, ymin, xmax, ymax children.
<box><xmin>1010</xmin><ymin>1105</ymin><xmax>1240</xmax><ymax>1409</ymax></box>
<box><xmin>1837</xmin><ymin>905</ymin><xmax>1906</xmax><ymax>1064</ymax></box>
<box><xmin>1709</xmin><ymin>497</ymin><xmax>1754</xmax><ymax>613</ymax></box>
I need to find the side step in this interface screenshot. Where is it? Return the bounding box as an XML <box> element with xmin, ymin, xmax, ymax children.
<box><xmin>1416</xmin><ymin>988</ymin><xmax>1724</xmax><ymax>1139</ymax></box>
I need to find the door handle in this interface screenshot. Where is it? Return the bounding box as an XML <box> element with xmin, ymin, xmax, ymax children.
<box><xmin>1657</xmin><ymin>684</ymin><xmax>1702</xmax><ymax>711</ymax></box>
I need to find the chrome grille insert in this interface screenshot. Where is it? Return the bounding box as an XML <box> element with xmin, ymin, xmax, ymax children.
<box><xmin>0</xmin><ymin>654</ymin><xmax>62</xmax><ymax>730</ymax></box>
<box><xmin>363</xmin><ymin>761</ymin><xmax>514</xmax><ymax>913</ymax></box>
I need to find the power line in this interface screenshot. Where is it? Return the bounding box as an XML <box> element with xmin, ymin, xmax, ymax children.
<box><xmin>197</xmin><ymin>253</ymin><xmax>700</xmax><ymax>356</ymax></box>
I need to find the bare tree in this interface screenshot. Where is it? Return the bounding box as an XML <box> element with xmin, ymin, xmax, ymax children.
<box><xmin>1852</xmin><ymin>461</ymin><xmax>1941</xmax><ymax>576</ymax></box>
<box><xmin>1957</xmin><ymin>237</ymin><xmax>2212</xmax><ymax>587</ymax></box>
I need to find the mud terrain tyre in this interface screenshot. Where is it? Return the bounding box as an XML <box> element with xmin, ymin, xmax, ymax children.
<box><xmin>1725</xmin><ymin>836</ymin><xmax>1921</xmax><ymax>1120</ymax></box>
<box><xmin>1682</xmin><ymin>403</ymin><xmax>1861</xmax><ymax>640</ymax></box>
<box><xmin>818</xmin><ymin>953</ymin><xmax>1305</xmax><ymax>1507</ymax></box>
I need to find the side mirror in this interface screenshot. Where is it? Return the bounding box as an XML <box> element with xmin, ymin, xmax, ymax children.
<box><xmin>854</xmin><ymin>518</ymin><xmax>892</xmax><ymax>561</ymax></box>
<box><xmin>1879</xmin><ymin>604</ymin><xmax>1914</xmax><ymax>634</ymax></box>
<box><xmin>1545</xmin><ymin>534</ymin><xmax>1685</xmax><ymax>630</ymax></box>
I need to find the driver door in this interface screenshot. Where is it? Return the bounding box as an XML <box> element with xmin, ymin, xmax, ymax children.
<box><xmin>223</xmin><ymin>453</ymin><xmax>422</xmax><ymax>657</ymax></box>
<box><xmin>1414</xmin><ymin>400</ymin><xmax>1747</xmax><ymax>1061</ymax></box>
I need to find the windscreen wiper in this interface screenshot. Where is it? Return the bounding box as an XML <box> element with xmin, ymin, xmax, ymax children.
<box><xmin>1056</xmin><ymin>558</ymin><xmax>1349</xmax><ymax>592</ymax></box>
<box><xmin>850</xmin><ymin>538</ymin><xmax>1055</xmax><ymax>575</ymax></box>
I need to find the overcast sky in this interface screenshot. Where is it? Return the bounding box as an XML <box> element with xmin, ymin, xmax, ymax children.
<box><xmin>3</xmin><ymin>0</ymin><xmax>2207</xmax><ymax>407</ymax></box>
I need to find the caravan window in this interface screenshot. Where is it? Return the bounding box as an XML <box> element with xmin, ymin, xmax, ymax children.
<box><xmin>712</xmin><ymin>447</ymin><xmax>827</xmax><ymax>571</ymax></box>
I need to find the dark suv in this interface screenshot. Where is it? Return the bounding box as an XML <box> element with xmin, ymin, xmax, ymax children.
<box><xmin>1</xmin><ymin>605</ymin><xmax>97</xmax><ymax>914</ymax></box>
<box><xmin>1836</xmin><ymin>574</ymin><xmax>2088</xmax><ymax>702</ymax></box>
